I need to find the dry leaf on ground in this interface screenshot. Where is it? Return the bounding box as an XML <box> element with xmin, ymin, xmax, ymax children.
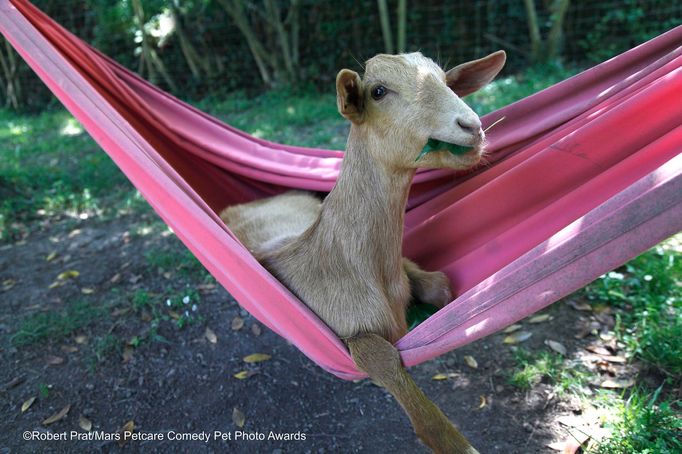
<box><xmin>529</xmin><ymin>314</ymin><xmax>552</xmax><ymax>323</ymax></box>
<box><xmin>600</xmin><ymin>378</ymin><xmax>634</xmax><ymax>389</ymax></box>
<box><xmin>205</xmin><ymin>327</ymin><xmax>217</xmax><ymax>344</ymax></box>
<box><xmin>232</xmin><ymin>408</ymin><xmax>245</xmax><ymax>428</ymax></box>
<box><xmin>502</xmin><ymin>324</ymin><xmax>522</xmax><ymax>334</ymax></box>
<box><xmin>503</xmin><ymin>331</ymin><xmax>532</xmax><ymax>344</ymax></box>
<box><xmin>45</xmin><ymin>355</ymin><xmax>64</xmax><ymax>365</ymax></box>
<box><xmin>243</xmin><ymin>353</ymin><xmax>271</xmax><ymax>363</ymax></box>
<box><xmin>118</xmin><ymin>420</ymin><xmax>135</xmax><ymax>447</ymax></box>
<box><xmin>234</xmin><ymin>371</ymin><xmax>256</xmax><ymax>380</ymax></box>
<box><xmin>545</xmin><ymin>340</ymin><xmax>567</xmax><ymax>356</ymax></box>
<box><xmin>79</xmin><ymin>415</ymin><xmax>92</xmax><ymax>431</ymax></box>
<box><xmin>231</xmin><ymin>317</ymin><xmax>244</xmax><ymax>331</ymax></box>
<box><xmin>464</xmin><ymin>355</ymin><xmax>478</xmax><ymax>369</ymax></box>
<box><xmin>42</xmin><ymin>404</ymin><xmax>70</xmax><ymax>425</ymax></box>
<box><xmin>21</xmin><ymin>397</ymin><xmax>36</xmax><ymax>413</ymax></box>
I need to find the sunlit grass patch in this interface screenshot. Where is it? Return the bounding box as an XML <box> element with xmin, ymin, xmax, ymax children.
<box><xmin>582</xmin><ymin>234</ymin><xmax>682</xmax><ymax>377</ymax></box>
<box><xmin>10</xmin><ymin>300</ymin><xmax>108</xmax><ymax>347</ymax></box>
<box><xmin>588</xmin><ymin>387</ymin><xmax>682</xmax><ymax>454</ymax></box>
<box><xmin>509</xmin><ymin>348</ymin><xmax>591</xmax><ymax>396</ymax></box>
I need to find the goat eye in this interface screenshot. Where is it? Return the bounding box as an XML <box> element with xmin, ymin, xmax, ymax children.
<box><xmin>371</xmin><ymin>85</ymin><xmax>387</xmax><ymax>100</ymax></box>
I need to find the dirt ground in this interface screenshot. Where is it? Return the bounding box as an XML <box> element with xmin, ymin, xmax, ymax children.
<box><xmin>0</xmin><ymin>212</ymin><xmax>636</xmax><ymax>453</ymax></box>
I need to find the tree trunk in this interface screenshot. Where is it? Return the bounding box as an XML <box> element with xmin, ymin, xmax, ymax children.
<box><xmin>523</xmin><ymin>0</ymin><xmax>542</xmax><ymax>62</ymax></box>
<box><xmin>397</xmin><ymin>0</ymin><xmax>407</xmax><ymax>53</ymax></box>
<box><xmin>131</xmin><ymin>0</ymin><xmax>178</xmax><ymax>91</ymax></box>
<box><xmin>546</xmin><ymin>0</ymin><xmax>571</xmax><ymax>60</ymax></box>
<box><xmin>377</xmin><ymin>0</ymin><xmax>394</xmax><ymax>54</ymax></box>
<box><xmin>217</xmin><ymin>0</ymin><xmax>274</xmax><ymax>86</ymax></box>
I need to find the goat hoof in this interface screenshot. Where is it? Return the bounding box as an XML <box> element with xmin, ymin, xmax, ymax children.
<box><xmin>415</xmin><ymin>271</ymin><xmax>453</xmax><ymax>308</ymax></box>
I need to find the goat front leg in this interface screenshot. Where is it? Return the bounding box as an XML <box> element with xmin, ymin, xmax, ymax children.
<box><xmin>403</xmin><ymin>258</ymin><xmax>453</xmax><ymax>308</ymax></box>
<box><xmin>347</xmin><ymin>333</ymin><xmax>479</xmax><ymax>454</ymax></box>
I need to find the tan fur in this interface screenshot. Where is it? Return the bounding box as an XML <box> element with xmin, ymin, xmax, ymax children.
<box><xmin>348</xmin><ymin>334</ymin><xmax>480</xmax><ymax>454</ymax></box>
<box><xmin>220</xmin><ymin>50</ymin><xmax>505</xmax><ymax>452</ymax></box>
<box><xmin>222</xmin><ymin>51</ymin><xmax>506</xmax><ymax>342</ymax></box>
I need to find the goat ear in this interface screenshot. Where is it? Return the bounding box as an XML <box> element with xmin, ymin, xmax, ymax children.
<box><xmin>336</xmin><ymin>69</ymin><xmax>365</xmax><ymax>124</ymax></box>
<box><xmin>446</xmin><ymin>50</ymin><xmax>506</xmax><ymax>97</ymax></box>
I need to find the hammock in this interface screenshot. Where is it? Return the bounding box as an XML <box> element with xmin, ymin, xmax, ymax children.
<box><xmin>2</xmin><ymin>0</ymin><xmax>681</xmax><ymax>380</ymax></box>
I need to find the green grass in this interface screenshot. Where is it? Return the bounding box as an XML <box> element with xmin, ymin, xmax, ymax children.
<box><xmin>0</xmin><ymin>109</ymin><xmax>140</xmax><ymax>242</ymax></box>
<box><xmin>10</xmin><ymin>299</ymin><xmax>109</xmax><ymax>346</ymax></box>
<box><xmin>509</xmin><ymin>348</ymin><xmax>590</xmax><ymax>396</ymax></box>
<box><xmin>589</xmin><ymin>387</ymin><xmax>682</xmax><ymax>454</ymax></box>
<box><xmin>582</xmin><ymin>235</ymin><xmax>682</xmax><ymax>377</ymax></box>
<box><xmin>144</xmin><ymin>247</ymin><xmax>211</xmax><ymax>281</ymax></box>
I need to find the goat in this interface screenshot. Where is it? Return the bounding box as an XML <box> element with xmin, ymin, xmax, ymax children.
<box><xmin>221</xmin><ymin>50</ymin><xmax>506</xmax><ymax>453</ymax></box>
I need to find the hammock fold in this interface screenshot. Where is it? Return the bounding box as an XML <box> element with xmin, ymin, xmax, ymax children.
<box><xmin>2</xmin><ymin>0</ymin><xmax>681</xmax><ymax>379</ymax></box>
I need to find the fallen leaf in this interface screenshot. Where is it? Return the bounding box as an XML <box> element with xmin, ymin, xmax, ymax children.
<box><xmin>110</xmin><ymin>273</ymin><xmax>121</xmax><ymax>284</ymax></box>
<box><xmin>128</xmin><ymin>274</ymin><xmax>141</xmax><ymax>284</ymax></box>
<box><xmin>42</xmin><ymin>404</ymin><xmax>70</xmax><ymax>425</ymax></box>
<box><xmin>547</xmin><ymin>441</ymin><xmax>566</xmax><ymax>451</ymax></box>
<box><xmin>74</xmin><ymin>335</ymin><xmax>87</xmax><ymax>344</ymax></box>
<box><xmin>140</xmin><ymin>311</ymin><xmax>153</xmax><ymax>322</ymax></box>
<box><xmin>529</xmin><ymin>314</ymin><xmax>552</xmax><ymax>323</ymax></box>
<box><xmin>122</xmin><ymin>346</ymin><xmax>134</xmax><ymax>363</ymax></box>
<box><xmin>21</xmin><ymin>396</ymin><xmax>36</xmax><ymax>413</ymax></box>
<box><xmin>57</xmin><ymin>270</ymin><xmax>80</xmax><ymax>281</ymax></box>
<box><xmin>79</xmin><ymin>415</ymin><xmax>92</xmax><ymax>431</ymax></box>
<box><xmin>45</xmin><ymin>355</ymin><xmax>64</xmax><ymax>365</ymax></box>
<box><xmin>464</xmin><ymin>355</ymin><xmax>478</xmax><ymax>369</ymax></box>
<box><xmin>232</xmin><ymin>407</ymin><xmax>245</xmax><ymax>428</ymax></box>
<box><xmin>231</xmin><ymin>317</ymin><xmax>244</xmax><ymax>331</ymax></box>
<box><xmin>48</xmin><ymin>281</ymin><xmax>63</xmax><ymax>289</ymax></box>
<box><xmin>2</xmin><ymin>278</ymin><xmax>17</xmax><ymax>291</ymax></box>
<box><xmin>502</xmin><ymin>324</ymin><xmax>523</xmax><ymax>334</ymax></box>
<box><xmin>163</xmin><ymin>272</ymin><xmax>172</xmax><ymax>280</ymax></box>
<box><xmin>197</xmin><ymin>283</ymin><xmax>216</xmax><ymax>290</ymax></box>
<box><xmin>503</xmin><ymin>331</ymin><xmax>533</xmax><ymax>344</ymax></box>
<box><xmin>478</xmin><ymin>395</ymin><xmax>487</xmax><ymax>409</ymax></box>
<box><xmin>111</xmin><ymin>307</ymin><xmax>130</xmax><ymax>317</ymax></box>
<box><xmin>568</xmin><ymin>300</ymin><xmax>592</xmax><ymax>312</ymax></box>
<box><xmin>432</xmin><ymin>373</ymin><xmax>448</xmax><ymax>381</ymax></box>
<box><xmin>601</xmin><ymin>355</ymin><xmax>627</xmax><ymax>364</ymax></box>
<box><xmin>243</xmin><ymin>353</ymin><xmax>271</xmax><ymax>363</ymax></box>
<box><xmin>251</xmin><ymin>324</ymin><xmax>262</xmax><ymax>336</ymax></box>
<box><xmin>545</xmin><ymin>340</ymin><xmax>567</xmax><ymax>356</ymax></box>
<box><xmin>118</xmin><ymin>420</ymin><xmax>135</xmax><ymax>447</ymax></box>
<box><xmin>80</xmin><ymin>287</ymin><xmax>95</xmax><ymax>295</ymax></box>
<box><xmin>45</xmin><ymin>251</ymin><xmax>58</xmax><ymax>262</ymax></box>
<box><xmin>168</xmin><ymin>310</ymin><xmax>181</xmax><ymax>320</ymax></box>
<box><xmin>205</xmin><ymin>327</ymin><xmax>217</xmax><ymax>344</ymax></box>
<box><xmin>61</xmin><ymin>345</ymin><xmax>78</xmax><ymax>353</ymax></box>
<box><xmin>600</xmin><ymin>378</ymin><xmax>634</xmax><ymax>389</ymax></box>
<box><xmin>585</xmin><ymin>345</ymin><xmax>612</xmax><ymax>356</ymax></box>
<box><xmin>234</xmin><ymin>371</ymin><xmax>255</xmax><ymax>380</ymax></box>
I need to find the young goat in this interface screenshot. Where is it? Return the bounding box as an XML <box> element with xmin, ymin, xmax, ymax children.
<box><xmin>221</xmin><ymin>50</ymin><xmax>506</xmax><ymax>453</ymax></box>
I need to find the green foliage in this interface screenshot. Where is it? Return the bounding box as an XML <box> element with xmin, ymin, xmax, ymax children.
<box><xmin>0</xmin><ymin>109</ymin><xmax>139</xmax><ymax>242</ymax></box>
<box><xmin>589</xmin><ymin>387</ymin><xmax>682</xmax><ymax>454</ymax></box>
<box><xmin>577</xmin><ymin>0</ymin><xmax>682</xmax><ymax>63</ymax></box>
<box><xmin>195</xmin><ymin>88</ymin><xmax>346</xmax><ymax>150</ymax></box>
<box><xmin>582</xmin><ymin>236</ymin><xmax>682</xmax><ymax>377</ymax></box>
<box><xmin>6</xmin><ymin>1</ymin><xmax>681</xmax><ymax>111</ymax></box>
<box><xmin>10</xmin><ymin>300</ymin><xmax>108</xmax><ymax>346</ymax></box>
<box><xmin>509</xmin><ymin>348</ymin><xmax>589</xmax><ymax>396</ymax></box>
<box><xmin>467</xmin><ymin>63</ymin><xmax>577</xmax><ymax>116</ymax></box>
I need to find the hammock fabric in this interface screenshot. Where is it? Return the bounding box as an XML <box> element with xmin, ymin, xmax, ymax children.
<box><xmin>2</xmin><ymin>0</ymin><xmax>681</xmax><ymax>380</ymax></box>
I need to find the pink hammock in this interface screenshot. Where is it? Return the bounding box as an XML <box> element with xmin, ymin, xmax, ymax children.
<box><xmin>2</xmin><ymin>0</ymin><xmax>681</xmax><ymax>380</ymax></box>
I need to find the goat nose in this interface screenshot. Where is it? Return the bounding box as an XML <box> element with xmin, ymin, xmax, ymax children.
<box><xmin>457</xmin><ymin>118</ymin><xmax>481</xmax><ymax>135</ymax></box>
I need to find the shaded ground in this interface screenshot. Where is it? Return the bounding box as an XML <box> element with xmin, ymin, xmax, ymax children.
<box><xmin>0</xmin><ymin>210</ymin><xmax>647</xmax><ymax>453</ymax></box>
